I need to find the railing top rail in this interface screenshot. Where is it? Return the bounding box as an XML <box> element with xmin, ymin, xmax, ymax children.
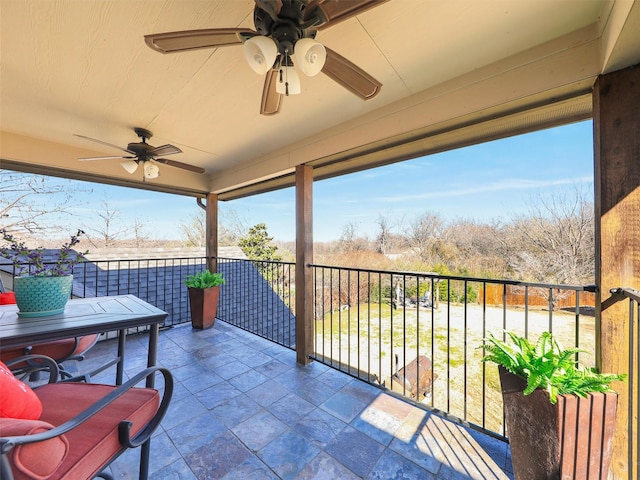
<box><xmin>308</xmin><ymin>262</ymin><xmax>594</xmax><ymax>292</ymax></box>
<box><xmin>610</xmin><ymin>287</ymin><xmax>640</xmax><ymax>303</ymax></box>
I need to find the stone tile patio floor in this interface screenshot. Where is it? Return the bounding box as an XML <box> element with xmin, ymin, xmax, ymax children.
<box><xmin>77</xmin><ymin>321</ymin><xmax>514</xmax><ymax>479</ymax></box>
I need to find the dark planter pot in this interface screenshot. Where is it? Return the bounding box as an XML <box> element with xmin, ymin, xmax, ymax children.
<box><xmin>187</xmin><ymin>286</ymin><xmax>220</xmax><ymax>329</ymax></box>
<box><xmin>499</xmin><ymin>366</ymin><xmax>617</xmax><ymax>479</ymax></box>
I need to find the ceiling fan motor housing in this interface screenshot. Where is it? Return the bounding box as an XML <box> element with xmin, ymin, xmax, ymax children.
<box><xmin>254</xmin><ymin>0</ymin><xmax>317</xmax><ymax>55</ymax></box>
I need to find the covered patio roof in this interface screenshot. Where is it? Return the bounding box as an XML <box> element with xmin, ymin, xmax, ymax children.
<box><xmin>2</xmin><ymin>0</ymin><xmax>639</xmax><ymax>199</ymax></box>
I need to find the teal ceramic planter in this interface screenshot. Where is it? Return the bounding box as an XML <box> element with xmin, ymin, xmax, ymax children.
<box><xmin>13</xmin><ymin>275</ymin><xmax>73</xmax><ymax>317</ymax></box>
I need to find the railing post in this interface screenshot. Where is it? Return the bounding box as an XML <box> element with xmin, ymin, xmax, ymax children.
<box><xmin>295</xmin><ymin>165</ymin><xmax>313</xmax><ymax>365</ymax></box>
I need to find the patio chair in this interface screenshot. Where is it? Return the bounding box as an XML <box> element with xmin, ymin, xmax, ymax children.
<box><xmin>0</xmin><ymin>335</ymin><xmax>103</xmax><ymax>382</ymax></box>
<box><xmin>0</xmin><ymin>354</ymin><xmax>173</xmax><ymax>480</ymax></box>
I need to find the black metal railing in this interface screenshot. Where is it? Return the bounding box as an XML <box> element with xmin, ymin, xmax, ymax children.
<box><xmin>608</xmin><ymin>287</ymin><xmax>640</xmax><ymax>478</ymax></box>
<box><xmin>215</xmin><ymin>257</ymin><xmax>296</xmax><ymax>348</ymax></box>
<box><xmin>309</xmin><ymin>264</ymin><xmax>597</xmax><ymax>439</ymax></box>
<box><xmin>1</xmin><ymin>256</ymin><xmax>598</xmax><ymax>440</ymax></box>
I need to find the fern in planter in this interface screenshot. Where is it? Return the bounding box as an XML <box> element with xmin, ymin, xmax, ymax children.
<box><xmin>184</xmin><ymin>270</ymin><xmax>225</xmax><ymax>289</ymax></box>
<box><xmin>480</xmin><ymin>331</ymin><xmax>625</xmax><ymax>404</ymax></box>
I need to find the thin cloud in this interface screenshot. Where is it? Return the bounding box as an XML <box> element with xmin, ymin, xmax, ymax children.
<box><xmin>379</xmin><ymin>176</ymin><xmax>592</xmax><ymax>203</ymax></box>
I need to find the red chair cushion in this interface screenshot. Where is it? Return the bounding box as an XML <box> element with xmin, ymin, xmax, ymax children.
<box><xmin>0</xmin><ymin>418</ymin><xmax>69</xmax><ymax>480</ymax></box>
<box><xmin>0</xmin><ymin>292</ymin><xmax>16</xmax><ymax>304</ymax></box>
<box><xmin>35</xmin><ymin>382</ymin><xmax>160</xmax><ymax>479</ymax></box>
<box><xmin>0</xmin><ymin>334</ymin><xmax>99</xmax><ymax>366</ymax></box>
<box><xmin>0</xmin><ymin>361</ymin><xmax>42</xmax><ymax>419</ymax></box>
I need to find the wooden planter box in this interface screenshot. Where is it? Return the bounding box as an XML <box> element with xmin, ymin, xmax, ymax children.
<box><xmin>187</xmin><ymin>286</ymin><xmax>220</xmax><ymax>329</ymax></box>
<box><xmin>499</xmin><ymin>366</ymin><xmax>618</xmax><ymax>479</ymax></box>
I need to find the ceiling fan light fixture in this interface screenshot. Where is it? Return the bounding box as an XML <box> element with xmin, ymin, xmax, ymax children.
<box><xmin>294</xmin><ymin>38</ymin><xmax>326</xmax><ymax>77</ymax></box>
<box><xmin>243</xmin><ymin>36</ymin><xmax>278</xmax><ymax>75</ymax></box>
<box><xmin>121</xmin><ymin>159</ymin><xmax>139</xmax><ymax>174</ymax></box>
<box><xmin>144</xmin><ymin>161</ymin><xmax>160</xmax><ymax>179</ymax></box>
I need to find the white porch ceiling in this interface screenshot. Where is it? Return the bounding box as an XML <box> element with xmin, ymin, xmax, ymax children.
<box><xmin>1</xmin><ymin>0</ymin><xmax>639</xmax><ymax>199</ymax></box>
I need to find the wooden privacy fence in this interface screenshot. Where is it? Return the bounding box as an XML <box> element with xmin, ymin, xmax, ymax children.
<box><xmin>478</xmin><ymin>284</ymin><xmax>596</xmax><ymax>309</ymax></box>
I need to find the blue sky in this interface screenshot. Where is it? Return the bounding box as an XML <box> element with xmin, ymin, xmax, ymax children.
<box><xmin>40</xmin><ymin>119</ymin><xmax>593</xmax><ymax>243</ymax></box>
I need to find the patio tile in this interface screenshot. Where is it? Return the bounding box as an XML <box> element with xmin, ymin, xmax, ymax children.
<box><xmin>165</xmin><ymin>411</ymin><xmax>228</xmax><ymax>455</ymax></box>
<box><xmin>247</xmin><ymin>379</ymin><xmax>290</xmax><ymax>407</ymax></box>
<box><xmin>289</xmin><ymin>407</ymin><xmax>347</xmax><ymax>448</ymax></box>
<box><xmin>273</xmin><ymin>366</ymin><xmax>317</xmax><ymax>390</ymax></box>
<box><xmin>162</xmin><ymin>394</ymin><xmax>209</xmax><ymax>430</ymax></box>
<box><xmin>194</xmin><ymin>381</ymin><xmax>242</xmax><ymax>410</ymax></box>
<box><xmin>171</xmin><ymin>361</ymin><xmax>214</xmax><ymax>383</ymax></box>
<box><xmin>368</xmin><ymin>449</ymin><xmax>436</xmax><ymax>480</ymax></box>
<box><xmin>149</xmin><ymin>431</ymin><xmax>187</xmax><ymax>473</ymax></box>
<box><xmin>269</xmin><ymin>392</ymin><xmax>316</xmax><ymax>425</ymax></box>
<box><xmin>296</xmin><ymin>378</ymin><xmax>339</xmax><ymax>406</ymax></box>
<box><xmin>319</xmin><ymin>390</ymin><xmax>368</xmax><ymax>423</ymax></box>
<box><xmin>254</xmin><ymin>358</ymin><xmax>293</xmax><ymax>378</ymax></box>
<box><xmin>315</xmin><ymin>368</ymin><xmax>353</xmax><ymax>390</ymax></box>
<box><xmin>231</xmin><ymin>410</ymin><xmax>289</xmax><ymax>451</ymax></box>
<box><xmin>153</xmin><ymin>458</ymin><xmax>199</xmax><ymax>480</ymax></box>
<box><xmin>209</xmin><ymin>394</ymin><xmax>263</xmax><ymax>428</ymax></box>
<box><xmin>214</xmin><ymin>359</ymin><xmax>253</xmax><ymax>379</ymax></box>
<box><xmin>351</xmin><ymin>404</ymin><xmax>403</xmax><ymax>446</ymax></box>
<box><xmin>185</xmin><ymin>431</ymin><xmax>252</xmax><ymax>479</ymax></box>
<box><xmin>340</xmin><ymin>380</ymin><xmax>382</xmax><ymax>403</ymax></box>
<box><xmin>181</xmin><ymin>370</ymin><xmax>225</xmax><ymax>394</ymax></box>
<box><xmin>296</xmin><ymin>452</ymin><xmax>361</xmax><ymax>480</ymax></box>
<box><xmin>234</xmin><ymin>350</ymin><xmax>273</xmax><ymax>367</ymax></box>
<box><xmin>257</xmin><ymin>430</ymin><xmax>320</xmax><ymax>480</ymax></box>
<box><xmin>324</xmin><ymin>426</ymin><xmax>386</xmax><ymax>477</ymax></box>
<box><xmin>227</xmin><ymin>368</ymin><xmax>269</xmax><ymax>392</ymax></box>
<box><xmin>220</xmin><ymin>456</ymin><xmax>279</xmax><ymax>480</ymax></box>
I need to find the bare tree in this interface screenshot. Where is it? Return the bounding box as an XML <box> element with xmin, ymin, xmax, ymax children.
<box><xmin>132</xmin><ymin>218</ymin><xmax>149</xmax><ymax>247</ymax></box>
<box><xmin>0</xmin><ymin>171</ymin><xmax>85</xmax><ymax>236</ymax></box>
<box><xmin>506</xmin><ymin>187</ymin><xmax>594</xmax><ymax>285</ymax></box>
<box><xmin>404</xmin><ymin>212</ymin><xmax>446</xmax><ymax>264</ymax></box>
<box><xmin>180</xmin><ymin>213</ymin><xmax>206</xmax><ymax>247</ymax></box>
<box><xmin>87</xmin><ymin>196</ymin><xmax>127</xmax><ymax>248</ymax></box>
<box><xmin>179</xmin><ymin>208</ymin><xmax>249</xmax><ymax>247</ymax></box>
<box><xmin>338</xmin><ymin>222</ymin><xmax>369</xmax><ymax>253</ymax></box>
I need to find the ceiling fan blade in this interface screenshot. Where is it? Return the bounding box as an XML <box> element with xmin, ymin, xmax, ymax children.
<box><xmin>260</xmin><ymin>68</ymin><xmax>283</xmax><ymax>116</ymax></box>
<box><xmin>322</xmin><ymin>47</ymin><xmax>381</xmax><ymax>100</ymax></box>
<box><xmin>74</xmin><ymin>134</ymin><xmax>133</xmax><ymax>154</ymax></box>
<box><xmin>145</xmin><ymin>28</ymin><xmax>256</xmax><ymax>54</ymax></box>
<box><xmin>155</xmin><ymin>158</ymin><xmax>205</xmax><ymax>174</ymax></box>
<box><xmin>78</xmin><ymin>156</ymin><xmax>131</xmax><ymax>161</ymax></box>
<box><xmin>149</xmin><ymin>144</ymin><xmax>182</xmax><ymax>156</ymax></box>
<box><xmin>254</xmin><ymin>0</ymin><xmax>283</xmax><ymax>20</ymax></box>
<box><xmin>306</xmin><ymin>0</ymin><xmax>389</xmax><ymax>29</ymax></box>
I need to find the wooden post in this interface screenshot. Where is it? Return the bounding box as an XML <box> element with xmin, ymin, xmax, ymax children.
<box><xmin>295</xmin><ymin>165</ymin><xmax>314</xmax><ymax>365</ymax></box>
<box><xmin>593</xmin><ymin>64</ymin><xmax>640</xmax><ymax>479</ymax></box>
<box><xmin>205</xmin><ymin>193</ymin><xmax>218</xmax><ymax>274</ymax></box>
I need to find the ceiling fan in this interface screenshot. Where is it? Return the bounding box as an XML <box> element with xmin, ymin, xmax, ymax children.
<box><xmin>144</xmin><ymin>0</ymin><xmax>387</xmax><ymax>115</ymax></box>
<box><xmin>75</xmin><ymin>127</ymin><xmax>205</xmax><ymax>181</ymax></box>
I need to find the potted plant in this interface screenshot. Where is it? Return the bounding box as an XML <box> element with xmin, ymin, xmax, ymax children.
<box><xmin>480</xmin><ymin>331</ymin><xmax>625</xmax><ymax>479</ymax></box>
<box><xmin>184</xmin><ymin>270</ymin><xmax>225</xmax><ymax>329</ymax></box>
<box><xmin>0</xmin><ymin>229</ymin><xmax>87</xmax><ymax>317</ymax></box>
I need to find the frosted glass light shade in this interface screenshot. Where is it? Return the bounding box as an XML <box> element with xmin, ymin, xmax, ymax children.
<box><xmin>121</xmin><ymin>160</ymin><xmax>138</xmax><ymax>174</ymax></box>
<box><xmin>294</xmin><ymin>38</ymin><xmax>326</xmax><ymax>76</ymax></box>
<box><xmin>243</xmin><ymin>36</ymin><xmax>278</xmax><ymax>75</ymax></box>
<box><xmin>275</xmin><ymin>66</ymin><xmax>301</xmax><ymax>95</ymax></box>
<box><xmin>144</xmin><ymin>161</ymin><xmax>160</xmax><ymax>179</ymax></box>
